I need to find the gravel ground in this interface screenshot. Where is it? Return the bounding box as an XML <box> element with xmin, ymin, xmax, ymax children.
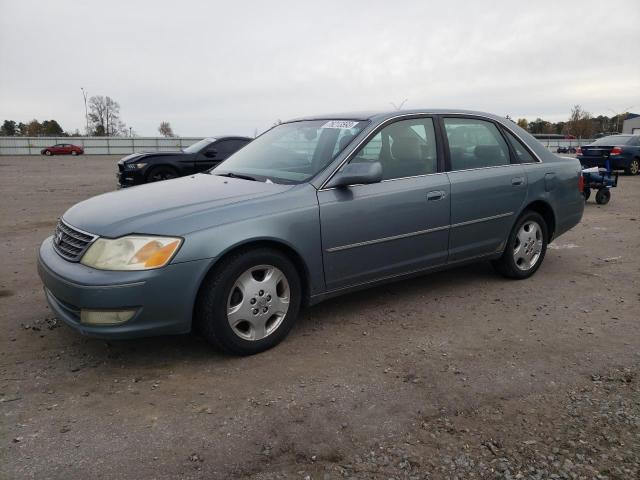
<box><xmin>0</xmin><ymin>155</ymin><xmax>639</xmax><ymax>480</ymax></box>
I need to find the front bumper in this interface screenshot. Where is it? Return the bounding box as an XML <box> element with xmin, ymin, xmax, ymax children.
<box><xmin>38</xmin><ymin>237</ymin><xmax>212</xmax><ymax>339</ymax></box>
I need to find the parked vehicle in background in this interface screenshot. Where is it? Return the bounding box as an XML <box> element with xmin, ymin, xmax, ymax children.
<box><xmin>556</xmin><ymin>145</ymin><xmax>577</xmax><ymax>154</ymax></box>
<box><xmin>117</xmin><ymin>136</ymin><xmax>252</xmax><ymax>187</ymax></box>
<box><xmin>41</xmin><ymin>144</ymin><xmax>84</xmax><ymax>156</ymax></box>
<box><xmin>577</xmin><ymin>135</ymin><xmax>640</xmax><ymax>175</ymax></box>
<box><xmin>38</xmin><ymin>109</ymin><xmax>584</xmax><ymax>355</ymax></box>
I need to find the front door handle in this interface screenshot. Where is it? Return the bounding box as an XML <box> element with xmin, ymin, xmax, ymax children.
<box><xmin>426</xmin><ymin>190</ymin><xmax>446</xmax><ymax>201</ymax></box>
<box><xmin>511</xmin><ymin>177</ymin><xmax>525</xmax><ymax>186</ymax></box>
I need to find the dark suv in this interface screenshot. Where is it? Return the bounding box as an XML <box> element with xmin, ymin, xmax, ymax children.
<box><xmin>117</xmin><ymin>136</ymin><xmax>251</xmax><ymax>187</ymax></box>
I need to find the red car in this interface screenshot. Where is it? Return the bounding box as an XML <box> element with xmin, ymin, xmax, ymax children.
<box><xmin>41</xmin><ymin>143</ymin><xmax>84</xmax><ymax>156</ymax></box>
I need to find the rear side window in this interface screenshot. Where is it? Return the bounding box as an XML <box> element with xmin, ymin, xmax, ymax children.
<box><xmin>503</xmin><ymin>129</ymin><xmax>535</xmax><ymax>163</ymax></box>
<box><xmin>444</xmin><ymin>118</ymin><xmax>511</xmax><ymax>170</ymax></box>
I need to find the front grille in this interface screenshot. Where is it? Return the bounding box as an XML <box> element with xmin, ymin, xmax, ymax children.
<box><xmin>52</xmin><ymin>219</ymin><xmax>97</xmax><ymax>262</ymax></box>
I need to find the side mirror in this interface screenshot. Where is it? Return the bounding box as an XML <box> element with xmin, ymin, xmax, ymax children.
<box><xmin>326</xmin><ymin>161</ymin><xmax>382</xmax><ymax>188</ymax></box>
<box><xmin>204</xmin><ymin>149</ymin><xmax>217</xmax><ymax>158</ymax></box>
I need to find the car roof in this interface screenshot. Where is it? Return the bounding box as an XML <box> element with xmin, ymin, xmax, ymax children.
<box><xmin>287</xmin><ymin>109</ymin><xmax>507</xmax><ymax>123</ymax></box>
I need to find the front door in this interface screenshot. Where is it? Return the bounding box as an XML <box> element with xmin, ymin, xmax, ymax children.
<box><xmin>442</xmin><ymin>116</ymin><xmax>527</xmax><ymax>262</ymax></box>
<box><xmin>196</xmin><ymin>140</ymin><xmax>236</xmax><ymax>172</ymax></box>
<box><xmin>318</xmin><ymin>117</ymin><xmax>450</xmax><ymax>291</ymax></box>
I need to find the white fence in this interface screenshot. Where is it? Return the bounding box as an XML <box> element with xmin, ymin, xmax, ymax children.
<box><xmin>0</xmin><ymin>137</ymin><xmax>206</xmax><ymax>155</ymax></box>
<box><xmin>0</xmin><ymin>135</ymin><xmax>596</xmax><ymax>156</ymax></box>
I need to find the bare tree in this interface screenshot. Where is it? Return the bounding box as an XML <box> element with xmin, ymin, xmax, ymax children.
<box><xmin>516</xmin><ymin>118</ymin><xmax>528</xmax><ymax>130</ymax></box>
<box><xmin>158</xmin><ymin>121</ymin><xmax>175</xmax><ymax>138</ymax></box>
<box><xmin>565</xmin><ymin>105</ymin><xmax>594</xmax><ymax>139</ymax></box>
<box><xmin>88</xmin><ymin>95</ymin><xmax>126</xmax><ymax>136</ymax></box>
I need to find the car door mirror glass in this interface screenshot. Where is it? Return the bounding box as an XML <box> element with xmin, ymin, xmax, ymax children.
<box><xmin>326</xmin><ymin>161</ymin><xmax>382</xmax><ymax>188</ymax></box>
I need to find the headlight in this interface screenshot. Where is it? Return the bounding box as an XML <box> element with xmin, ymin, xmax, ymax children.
<box><xmin>126</xmin><ymin>162</ymin><xmax>147</xmax><ymax>169</ymax></box>
<box><xmin>81</xmin><ymin>236</ymin><xmax>182</xmax><ymax>271</ymax></box>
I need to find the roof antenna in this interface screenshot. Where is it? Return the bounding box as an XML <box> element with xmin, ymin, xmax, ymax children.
<box><xmin>390</xmin><ymin>99</ymin><xmax>408</xmax><ymax>111</ymax></box>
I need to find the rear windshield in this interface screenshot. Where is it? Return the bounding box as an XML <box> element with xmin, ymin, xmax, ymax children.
<box><xmin>591</xmin><ymin>135</ymin><xmax>633</xmax><ymax>145</ymax></box>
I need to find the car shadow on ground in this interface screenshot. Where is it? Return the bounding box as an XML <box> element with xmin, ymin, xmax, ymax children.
<box><xmin>53</xmin><ymin>261</ymin><xmax>497</xmax><ymax>369</ymax></box>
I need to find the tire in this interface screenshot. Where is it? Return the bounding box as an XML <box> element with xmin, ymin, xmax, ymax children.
<box><xmin>492</xmin><ymin>210</ymin><xmax>548</xmax><ymax>280</ymax></box>
<box><xmin>145</xmin><ymin>166</ymin><xmax>177</xmax><ymax>183</ymax></box>
<box><xmin>583</xmin><ymin>188</ymin><xmax>591</xmax><ymax>202</ymax></box>
<box><xmin>626</xmin><ymin>159</ymin><xmax>639</xmax><ymax>176</ymax></box>
<box><xmin>44</xmin><ymin>150</ymin><xmax>52</xmax><ymax>156</ymax></box>
<box><xmin>194</xmin><ymin>248</ymin><xmax>302</xmax><ymax>355</ymax></box>
<box><xmin>71</xmin><ymin>151</ymin><xmax>78</xmax><ymax>156</ymax></box>
<box><xmin>595</xmin><ymin>188</ymin><xmax>611</xmax><ymax>205</ymax></box>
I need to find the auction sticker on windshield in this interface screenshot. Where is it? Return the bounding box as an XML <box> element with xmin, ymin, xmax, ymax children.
<box><xmin>321</xmin><ymin>120</ymin><xmax>359</xmax><ymax>129</ymax></box>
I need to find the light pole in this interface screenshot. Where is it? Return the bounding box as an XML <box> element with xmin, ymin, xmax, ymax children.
<box><xmin>81</xmin><ymin>88</ymin><xmax>89</xmax><ymax>135</ymax></box>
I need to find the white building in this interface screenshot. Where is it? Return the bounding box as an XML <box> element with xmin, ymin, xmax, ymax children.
<box><xmin>622</xmin><ymin>114</ymin><xmax>640</xmax><ymax>134</ymax></box>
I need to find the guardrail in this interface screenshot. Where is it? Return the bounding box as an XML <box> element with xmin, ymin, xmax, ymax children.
<box><xmin>0</xmin><ymin>137</ymin><xmax>206</xmax><ymax>155</ymax></box>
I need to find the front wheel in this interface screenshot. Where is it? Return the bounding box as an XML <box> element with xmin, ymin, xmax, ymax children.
<box><xmin>146</xmin><ymin>166</ymin><xmax>177</xmax><ymax>182</ymax></box>
<box><xmin>195</xmin><ymin>248</ymin><xmax>302</xmax><ymax>355</ymax></box>
<box><xmin>44</xmin><ymin>150</ymin><xmax>52</xmax><ymax>156</ymax></box>
<box><xmin>492</xmin><ymin>211</ymin><xmax>548</xmax><ymax>280</ymax></box>
<box><xmin>71</xmin><ymin>151</ymin><xmax>78</xmax><ymax>156</ymax></box>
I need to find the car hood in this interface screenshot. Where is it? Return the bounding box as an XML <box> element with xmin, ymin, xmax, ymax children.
<box><xmin>119</xmin><ymin>151</ymin><xmax>184</xmax><ymax>163</ymax></box>
<box><xmin>63</xmin><ymin>173</ymin><xmax>294</xmax><ymax>237</ymax></box>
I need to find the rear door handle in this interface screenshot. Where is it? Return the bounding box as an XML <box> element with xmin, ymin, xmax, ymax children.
<box><xmin>511</xmin><ymin>177</ymin><xmax>525</xmax><ymax>186</ymax></box>
<box><xmin>426</xmin><ymin>190</ymin><xmax>446</xmax><ymax>201</ymax></box>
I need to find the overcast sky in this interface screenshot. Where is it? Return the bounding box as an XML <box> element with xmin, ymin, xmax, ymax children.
<box><xmin>1</xmin><ymin>0</ymin><xmax>638</xmax><ymax>136</ymax></box>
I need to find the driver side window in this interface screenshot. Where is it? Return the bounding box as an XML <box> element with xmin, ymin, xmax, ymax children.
<box><xmin>350</xmin><ymin>118</ymin><xmax>438</xmax><ymax>180</ymax></box>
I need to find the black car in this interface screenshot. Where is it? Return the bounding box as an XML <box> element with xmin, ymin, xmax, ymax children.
<box><xmin>117</xmin><ymin>136</ymin><xmax>252</xmax><ymax>187</ymax></box>
<box><xmin>577</xmin><ymin>134</ymin><xmax>640</xmax><ymax>175</ymax></box>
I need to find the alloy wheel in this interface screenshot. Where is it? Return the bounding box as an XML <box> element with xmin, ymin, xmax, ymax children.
<box><xmin>513</xmin><ymin>220</ymin><xmax>543</xmax><ymax>271</ymax></box>
<box><xmin>226</xmin><ymin>265</ymin><xmax>290</xmax><ymax>341</ymax></box>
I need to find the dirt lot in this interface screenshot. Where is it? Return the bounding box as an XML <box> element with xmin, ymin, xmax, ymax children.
<box><xmin>1</xmin><ymin>155</ymin><xmax>638</xmax><ymax>480</ymax></box>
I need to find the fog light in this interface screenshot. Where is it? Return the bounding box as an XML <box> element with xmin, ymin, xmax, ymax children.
<box><xmin>80</xmin><ymin>309</ymin><xmax>136</xmax><ymax>325</ymax></box>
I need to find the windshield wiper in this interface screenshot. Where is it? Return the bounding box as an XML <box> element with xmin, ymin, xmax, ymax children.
<box><xmin>214</xmin><ymin>172</ymin><xmax>258</xmax><ymax>182</ymax></box>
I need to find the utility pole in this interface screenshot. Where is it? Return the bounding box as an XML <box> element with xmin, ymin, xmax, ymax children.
<box><xmin>608</xmin><ymin>106</ymin><xmax>634</xmax><ymax>133</ymax></box>
<box><xmin>81</xmin><ymin>87</ymin><xmax>89</xmax><ymax>135</ymax></box>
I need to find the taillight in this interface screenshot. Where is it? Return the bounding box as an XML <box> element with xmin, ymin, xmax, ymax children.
<box><xmin>610</xmin><ymin>147</ymin><xmax>622</xmax><ymax>156</ymax></box>
<box><xmin>575</xmin><ymin>147</ymin><xmax>582</xmax><ymax>155</ymax></box>
<box><xmin>578</xmin><ymin>173</ymin><xmax>584</xmax><ymax>192</ymax></box>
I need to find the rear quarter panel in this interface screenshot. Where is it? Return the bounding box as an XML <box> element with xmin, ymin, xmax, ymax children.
<box><xmin>523</xmin><ymin>156</ymin><xmax>584</xmax><ymax>240</ymax></box>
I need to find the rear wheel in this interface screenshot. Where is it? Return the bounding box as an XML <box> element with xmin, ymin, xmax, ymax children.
<box><xmin>146</xmin><ymin>166</ymin><xmax>177</xmax><ymax>182</ymax></box>
<box><xmin>626</xmin><ymin>159</ymin><xmax>639</xmax><ymax>175</ymax></box>
<box><xmin>595</xmin><ymin>188</ymin><xmax>611</xmax><ymax>205</ymax></box>
<box><xmin>492</xmin><ymin>210</ymin><xmax>547</xmax><ymax>280</ymax></box>
<box><xmin>195</xmin><ymin>248</ymin><xmax>302</xmax><ymax>355</ymax></box>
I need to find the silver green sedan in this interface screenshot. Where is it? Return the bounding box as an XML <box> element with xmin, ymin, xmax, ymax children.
<box><xmin>38</xmin><ymin>110</ymin><xmax>584</xmax><ymax>355</ymax></box>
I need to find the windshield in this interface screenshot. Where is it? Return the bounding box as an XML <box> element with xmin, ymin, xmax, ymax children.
<box><xmin>212</xmin><ymin>120</ymin><xmax>368</xmax><ymax>183</ymax></box>
<box><xmin>592</xmin><ymin>135</ymin><xmax>633</xmax><ymax>145</ymax></box>
<box><xmin>183</xmin><ymin>138</ymin><xmax>213</xmax><ymax>153</ymax></box>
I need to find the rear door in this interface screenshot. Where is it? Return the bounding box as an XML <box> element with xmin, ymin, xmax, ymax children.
<box><xmin>442</xmin><ymin>116</ymin><xmax>527</xmax><ymax>262</ymax></box>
